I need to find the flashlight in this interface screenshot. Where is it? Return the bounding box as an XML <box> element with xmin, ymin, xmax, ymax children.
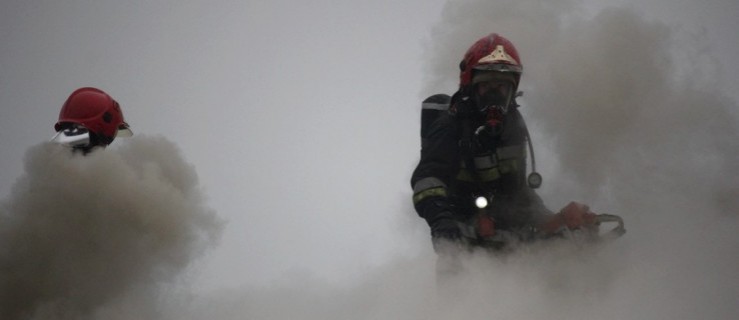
<box><xmin>475</xmin><ymin>196</ymin><xmax>489</xmax><ymax>209</ymax></box>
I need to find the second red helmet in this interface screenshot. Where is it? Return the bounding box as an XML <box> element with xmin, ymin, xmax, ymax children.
<box><xmin>54</xmin><ymin>87</ymin><xmax>132</xmax><ymax>146</ymax></box>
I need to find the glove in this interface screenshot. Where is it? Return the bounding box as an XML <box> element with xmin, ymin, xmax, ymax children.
<box><xmin>427</xmin><ymin>213</ymin><xmax>465</xmax><ymax>255</ymax></box>
<box><xmin>538</xmin><ymin>201</ymin><xmax>598</xmax><ymax>235</ymax></box>
<box><xmin>428</xmin><ymin>213</ymin><xmax>462</xmax><ymax>241</ymax></box>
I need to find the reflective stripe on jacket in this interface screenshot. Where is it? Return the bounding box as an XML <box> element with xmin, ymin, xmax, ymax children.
<box><xmin>411</xmin><ymin>104</ymin><xmax>539</xmax><ymax>223</ymax></box>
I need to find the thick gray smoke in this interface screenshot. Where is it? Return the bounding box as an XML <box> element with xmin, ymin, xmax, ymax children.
<box><xmin>0</xmin><ymin>136</ymin><xmax>222</xmax><ymax>320</ymax></box>
<box><xmin>160</xmin><ymin>1</ymin><xmax>738</xmax><ymax>320</ymax></box>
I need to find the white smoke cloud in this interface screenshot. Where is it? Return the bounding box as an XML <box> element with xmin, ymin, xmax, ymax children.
<box><xmin>0</xmin><ymin>136</ymin><xmax>222</xmax><ymax>320</ymax></box>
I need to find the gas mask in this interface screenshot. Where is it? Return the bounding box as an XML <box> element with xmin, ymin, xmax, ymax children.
<box><xmin>472</xmin><ymin>80</ymin><xmax>514</xmax><ymax>115</ymax></box>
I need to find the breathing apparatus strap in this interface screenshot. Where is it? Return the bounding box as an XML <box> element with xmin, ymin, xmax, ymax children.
<box><xmin>456</xmin><ymin>96</ymin><xmax>538</xmax><ymax>189</ymax></box>
<box><xmin>451</xmin><ymin>90</ymin><xmax>483</xmax><ymax>186</ymax></box>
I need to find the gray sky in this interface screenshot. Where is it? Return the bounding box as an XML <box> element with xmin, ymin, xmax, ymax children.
<box><xmin>1</xmin><ymin>0</ymin><xmax>738</xmax><ymax>319</ymax></box>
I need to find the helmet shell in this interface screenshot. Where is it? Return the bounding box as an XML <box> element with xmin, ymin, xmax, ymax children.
<box><xmin>55</xmin><ymin>87</ymin><xmax>130</xmax><ymax>144</ymax></box>
<box><xmin>459</xmin><ymin>33</ymin><xmax>522</xmax><ymax>89</ymax></box>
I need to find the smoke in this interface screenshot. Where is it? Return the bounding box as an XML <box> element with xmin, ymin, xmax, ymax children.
<box><xmin>161</xmin><ymin>1</ymin><xmax>738</xmax><ymax>319</ymax></box>
<box><xmin>0</xmin><ymin>136</ymin><xmax>222</xmax><ymax>320</ymax></box>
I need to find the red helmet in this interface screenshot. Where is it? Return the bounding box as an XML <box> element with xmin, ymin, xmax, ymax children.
<box><xmin>459</xmin><ymin>33</ymin><xmax>522</xmax><ymax>89</ymax></box>
<box><xmin>54</xmin><ymin>87</ymin><xmax>132</xmax><ymax>146</ymax></box>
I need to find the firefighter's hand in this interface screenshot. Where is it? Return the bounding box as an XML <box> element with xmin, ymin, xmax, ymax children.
<box><xmin>427</xmin><ymin>212</ymin><xmax>462</xmax><ymax>240</ymax></box>
<box><xmin>427</xmin><ymin>213</ymin><xmax>466</xmax><ymax>255</ymax></box>
<box><xmin>538</xmin><ymin>201</ymin><xmax>599</xmax><ymax>235</ymax></box>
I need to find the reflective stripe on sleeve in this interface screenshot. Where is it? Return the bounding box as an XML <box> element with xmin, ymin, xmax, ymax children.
<box><xmin>413</xmin><ymin>187</ymin><xmax>447</xmax><ymax>204</ymax></box>
<box><xmin>422</xmin><ymin>102</ymin><xmax>449</xmax><ymax>111</ymax></box>
<box><xmin>412</xmin><ymin>177</ymin><xmax>448</xmax><ymax>204</ymax></box>
<box><xmin>413</xmin><ymin>177</ymin><xmax>447</xmax><ymax>194</ymax></box>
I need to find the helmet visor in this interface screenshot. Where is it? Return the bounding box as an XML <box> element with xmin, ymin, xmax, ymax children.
<box><xmin>117</xmin><ymin>122</ymin><xmax>133</xmax><ymax>137</ymax></box>
<box><xmin>51</xmin><ymin>125</ymin><xmax>91</xmax><ymax>148</ymax></box>
<box><xmin>473</xmin><ymin>63</ymin><xmax>522</xmax><ymax>74</ymax></box>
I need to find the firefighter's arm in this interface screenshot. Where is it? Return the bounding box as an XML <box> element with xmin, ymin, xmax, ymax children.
<box><xmin>411</xmin><ymin>115</ymin><xmax>460</xmax><ymax>238</ymax></box>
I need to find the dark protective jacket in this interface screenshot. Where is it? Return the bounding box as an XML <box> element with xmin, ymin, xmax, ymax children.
<box><xmin>411</xmin><ymin>94</ymin><xmax>552</xmax><ymax>230</ymax></box>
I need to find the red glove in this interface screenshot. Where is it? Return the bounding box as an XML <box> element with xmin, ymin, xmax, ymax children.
<box><xmin>539</xmin><ymin>201</ymin><xmax>598</xmax><ymax>235</ymax></box>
